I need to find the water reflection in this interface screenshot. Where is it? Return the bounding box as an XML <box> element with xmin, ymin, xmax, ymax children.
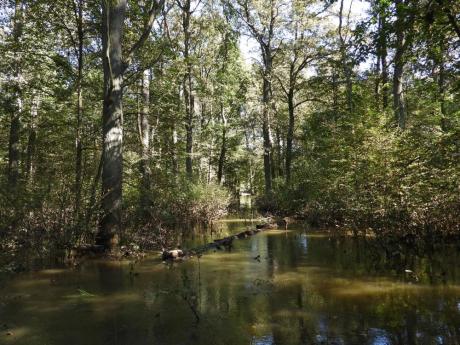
<box><xmin>1</xmin><ymin>222</ymin><xmax>460</xmax><ymax>345</ymax></box>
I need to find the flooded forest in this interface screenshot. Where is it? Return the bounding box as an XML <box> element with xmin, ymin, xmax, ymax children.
<box><xmin>0</xmin><ymin>0</ymin><xmax>459</xmax><ymax>344</ymax></box>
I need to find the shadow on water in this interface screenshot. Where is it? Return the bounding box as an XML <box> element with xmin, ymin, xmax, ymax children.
<box><xmin>1</xmin><ymin>220</ymin><xmax>460</xmax><ymax>345</ymax></box>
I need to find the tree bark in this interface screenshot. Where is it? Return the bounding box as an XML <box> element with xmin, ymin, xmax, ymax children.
<box><xmin>171</xmin><ymin>86</ymin><xmax>180</xmax><ymax>176</ymax></box>
<box><xmin>85</xmin><ymin>152</ymin><xmax>103</xmax><ymax>236</ymax></box>
<box><xmin>380</xmin><ymin>15</ymin><xmax>389</xmax><ymax>109</ymax></box>
<box><xmin>437</xmin><ymin>36</ymin><xmax>449</xmax><ymax>131</ymax></box>
<box><xmin>138</xmin><ymin>69</ymin><xmax>152</xmax><ymax>211</ymax></box>
<box><xmin>217</xmin><ymin>104</ymin><xmax>226</xmax><ymax>185</ymax></box>
<box><xmin>8</xmin><ymin>0</ymin><xmax>23</xmax><ymax>189</ymax></box>
<box><xmin>332</xmin><ymin>70</ymin><xmax>338</xmax><ymax>115</ymax></box>
<box><xmin>26</xmin><ymin>95</ymin><xmax>39</xmax><ymax>183</ymax></box>
<box><xmin>180</xmin><ymin>0</ymin><xmax>194</xmax><ymax>179</ymax></box>
<box><xmin>96</xmin><ymin>0</ymin><xmax>162</xmax><ymax>250</ymax></box>
<box><xmin>262</xmin><ymin>45</ymin><xmax>273</xmax><ymax>193</ymax></box>
<box><xmin>275</xmin><ymin>125</ymin><xmax>282</xmax><ymax>178</ymax></box>
<box><xmin>8</xmin><ymin>109</ymin><xmax>21</xmax><ymax>188</ymax></box>
<box><xmin>75</xmin><ymin>0</ymin><xmax>84</xmax><ymax>220</ymax></box>
<box><xmin>97</xmin><ymin>0</ymin><xmax>127</xmax><ymax>251</ymax></box>
<box><xmin>172</xmin><ymin>127</ymin><xmax>178</xmax><ymax>176</ymax></box>
<box><xmin>393</xmin><ymin>0</ymin><xmax>407</xmax><ymax>129</ymax></box>
<box><xmin>285</xmin><ymin>89</ymin><xmax>294</xmax><ymax>183</ymax></box>
<box><xmin>374</xmin><ymin>35</ymin><xmax>381</xmax><ymax>111</ymax></box>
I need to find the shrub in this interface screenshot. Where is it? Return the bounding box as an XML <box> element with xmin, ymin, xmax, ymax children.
<box><xmin>173</xmin><ymin>182</ymin><xmax>231</xmax><ymax>225</ymax></box>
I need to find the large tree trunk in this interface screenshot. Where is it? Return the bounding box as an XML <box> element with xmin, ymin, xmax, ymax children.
<box><xmin>138</xmin><ymin>69</ymin><xmax>152</xmax><ymax>211</ymax></box>
<box><xmin>8</xmin><ymin>0</ymin><xmax>23</xmax><ymax>189</ymax></box>
<box><xmin>97</xmin><ymin>0</ymin><xmax>127</xmax><ymax>251</ymax></box>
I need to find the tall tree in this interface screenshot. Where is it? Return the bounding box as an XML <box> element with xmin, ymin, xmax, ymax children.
<box><xmin>177</xmin><ymin>0</ymin><xmax>196</xmax><ymax>179</ymax></box>
<box><xmin>97</xmin><ymin>0</ymin><xmax>163</xmax><ymax>251</ymax></box>
<box><xmin>74</xmin><ymin>0</ymin><xmax>85</xmax><ymax>221</ymax></box>
<box><xmin>274</xmin><ymin>1</ymin><xmax>319</xmax><ymax>184</ymax></box>
<box><xmin>233</xmin><ymin>0</ymin><xmax>284</xmax><ymax>194</ymax></box>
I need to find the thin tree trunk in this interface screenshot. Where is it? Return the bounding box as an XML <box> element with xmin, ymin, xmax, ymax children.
<box><xmin>75</xmin><ymin>0</ymin><xmax>84</xmax><ymax>220</ymax></box>
<box><xmin>207</xmin><ymin>132</ymin><xmax>213</xmax><ymax>185</ymax></box>
<box><xmin>236</xmin><ymin>0</ymin><xmax>276</xmax><ymax>194</ymax></box>
<box><xmin>275</xmin><ymin>126</ymin><xmax>282</xmax><ymax>178</ymax></box>
<box><xmin>438</xmin><ymin>36</ymin><xmax>448</xmax><ymax>131</ymax></box>
<box><xmin>172</xmin><ymin>86</ymin><xmax>180</xmax><ymax>176</ymax></box>
<box><xmin>8</xmin><ymin>0</ymin><xmax>23</xmax><ymax>189</ymax></box>
<box><xmin>97</xmin><ymin>0</ymin><xmax>127</xmax><ymax>251</ymax></box>
<box><xmin>338</xmin><ymin>0</ymin><xmax>353</xmax><ymax>114</ymax></box>
<box><xmin>262</xmin><ymin>46</ymin><xmax>273</xmax><ymax>194</ymax></box>
<box><xmin>138</xmin><ymin>69</ymin><xmax>152</xmax><ymax>211</ymax></box>
<box><xmin>393</xmin><ymin>0</ymin><xmax>407</xmax><ymax>129</ymax></box>
<box><xmin>285</xmin><ymin>90</ymin><xmax>294</xmax><ymax>184</ymax></box>
<box><xmin>26</xmin><ymin>94</ymin><xmax>39</xmax><ymax>183</ymax></box>
<box><xmin>217</xmin><ymin>104</ymin><xmax>226</xmax><ymax>185</ymax></box>
<box><xmin>332</xmin><ymin>70</ymin><xmax>338</xmax><ymax>116</ymax></box>
<box><xmin>374</xmin><ymin>45</ymin><xmax>381</xmax><ymax>110</ymax></box>
<box><xmin>380</xmin><ymin>15</ymin><xmax>389</xmax><ymax>109</ymax></box>
<box><xmin>85</xmin><ymin>152</ymin><xmax>103</xmax><ymax>238</ymax></box>
<box><xmin>181</xmin><ymin>0</ymin><xmax>194</xmax><ymax>179</ymax></box>
<box><xmin>184</xmin><ymin>77</ymin><xmax>194</xmax><ymax>179</ymax></box>
<box><xmin>9</xmin><ymin>111</ymin><xmax>21</xmax><ymax>188</ymax></box>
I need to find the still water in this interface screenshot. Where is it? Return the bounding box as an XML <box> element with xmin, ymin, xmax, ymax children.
<box><xmin>1</xmin><ymin>220</ymin><xmax>460</xmax><ymax>345</ymax></box>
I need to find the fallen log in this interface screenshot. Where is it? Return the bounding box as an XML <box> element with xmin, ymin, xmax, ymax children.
<box><xmin>161</xmin><ymin>220</ymin><xmax>278</xmax><ymax>261</ymax></box>
<box><xmin>161</xmin><ymin>249</ymin><xmax>185</xmax><ymax>260</ymax></box>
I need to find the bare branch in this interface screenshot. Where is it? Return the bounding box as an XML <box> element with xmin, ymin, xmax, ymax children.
<box><xmin>274</xmin><ymin>73</ymin><xmax>289</xmax><ymax>98</ymax></box>
<box><xmin>294</xmin><ymin>97</ymin><xmax>326</xmax><ymax>108</ymax></box>
<box><xmin>124</xmin><ymin>0</ymin><xmax>165</xmax><ymax>69</ymax></box>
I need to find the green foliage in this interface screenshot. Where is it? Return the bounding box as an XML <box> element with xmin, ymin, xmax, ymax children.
<box><xmin>269</xmin><ymin>98</ymin><xmax>460</xmax><ymax>235</ymax></box>
<box><xmin>154</xmin><ymin>179</ymin><xmax>231</xmax><ymax>227</ymax></box>
<box><xmin>1</xmin><ymin>0</ymin><xmax>459</xmax><ymax>258</ymax></box>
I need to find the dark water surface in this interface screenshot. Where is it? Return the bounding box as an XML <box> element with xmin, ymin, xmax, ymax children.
<box><xmin>1</xmin><ymin>220</ymin><xmax>460</xmax><ymax>345</ymax></box>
